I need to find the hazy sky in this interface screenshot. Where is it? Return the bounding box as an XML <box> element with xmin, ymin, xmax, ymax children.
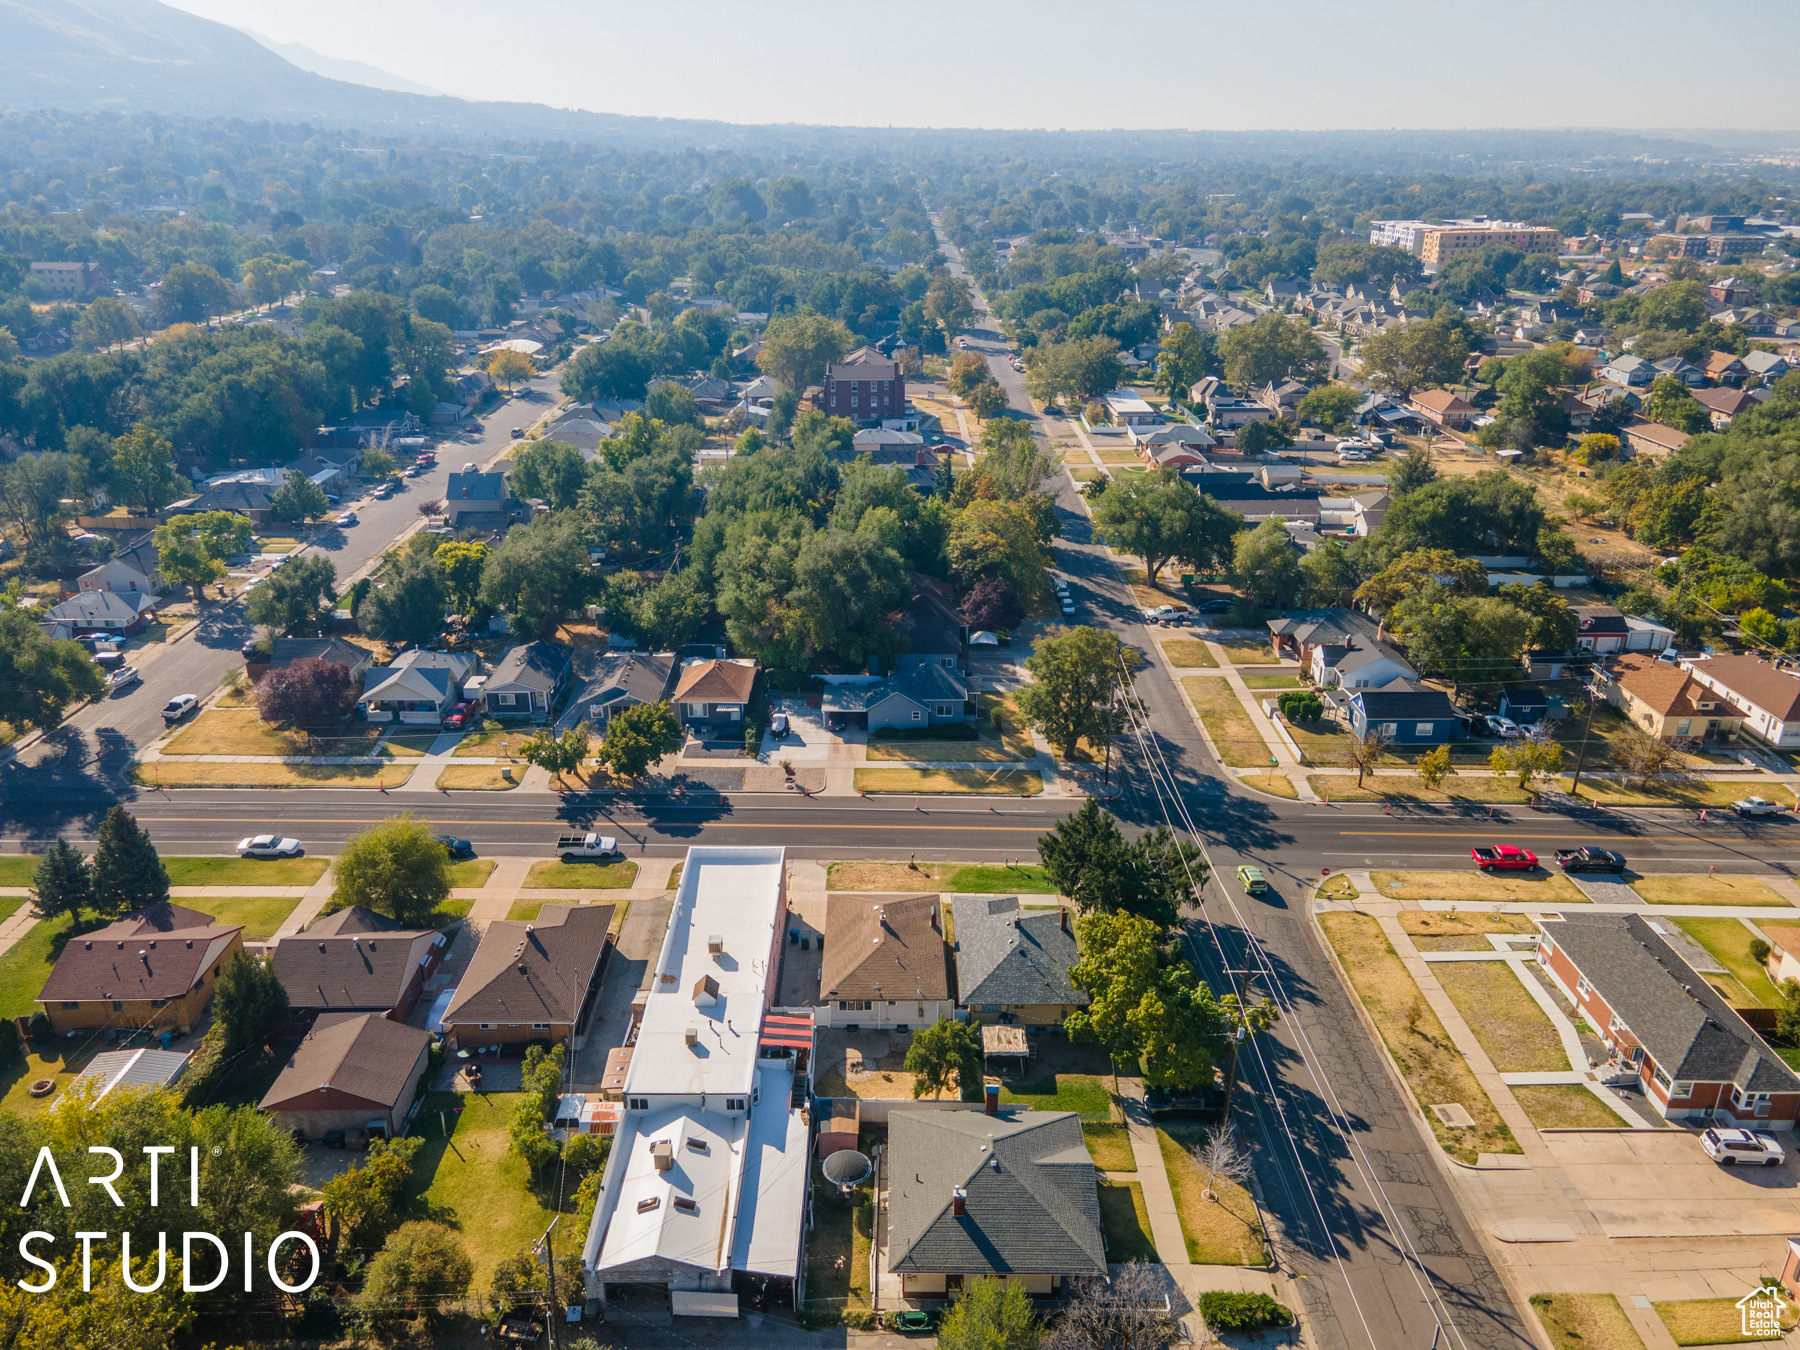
<box><xmin>168</xmin><ymin>0</ymin><xmax>1800</xmax><ymax>132</ymax></box>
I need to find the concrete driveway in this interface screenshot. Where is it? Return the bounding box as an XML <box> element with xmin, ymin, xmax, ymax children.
<box><xmin>1544</xmin><ymin>1128</ymin><xmax>1800</xmax><ymax>1238</ymax></box>
<box><xmin>761</xmin><ymin>699</ymin><xmax>832</xmax><ymax>761</ymax></box>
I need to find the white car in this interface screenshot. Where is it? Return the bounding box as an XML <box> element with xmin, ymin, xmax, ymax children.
<box><xmin>1144</xmin><ymin>605</ymin><xmax>1185</xmax><ymax>624</ymax></box>
<box><xmin>1489</xmin><ymin>716</ymin><xmax>1522</xmax><ymax>739</ymax></box>
<box><xmin>161</xmin><ymin>694</ymin><xmax>198</xmax><ymax>724</ymax></box>
<box><xmin>336</xmin><ymin>510</ymin><xmax>358</xmax><ymax>526</ymax></box>
<box><xmin>1337</xmin><ymin>450</ymin><xmax>1371</xmax><ymax>463</ymax></box>
<box><xmin>1701</xmin><ymin>1127</ymin><xmax>1785</xmax><ymax>1167</ymax></box>
<box><xmin>1733</xmin><ymin>797</ymin><xmax>1786</xmax><ymax>817</ymax></box>
<box><xmin>1335</xmin><ymin>440</ymin><xmax>1373</xmax><ymax>455</ymax></box>
<box><xmin>1060</xmin><ymin>597</ymin><xmax>1076</xmax><ymax>617</ymax></box>
<box><xmin>237</xmin><ymin>834</ymin><xmax>303</xmax><ymax>858</ymax></box>
<box><xmin>106</xmin><ymin>665</ymin><xmax>140</xmax><ymax>691</ymax></box>
<box><xmin>1054</xmin><ymin>579</ymin><xmax>1071</xmax><ymax>596</ymax></box>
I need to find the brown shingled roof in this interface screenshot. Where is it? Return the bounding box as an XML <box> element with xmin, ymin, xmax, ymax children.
<box><xmin>442</xmin><ymin>904</ymin><xmax>612</xmax><ymax>1027</ymax></box>
<box><xmin>671</xmin><ymin>659</ymin><xmax>757</xmax><ymax>704</ymax></box>
<box><xmin>1688</xmin><ymin>654</ymin><xmax>1800</xmax><ymax>721</ymax></box>
<box><xmin>1612</xmin><ymin>653</ymin><xmax>1746</xmax><ymax>719</ymax></box>
<box><xmin>821</xmin><ymin>893</ymin><xmax>951</xmax><ymax>1002</ymax></box>
<box><xmin>38</xmin><ymin>907</ymin><xmax>241</xmax><ymax>1005</ymax></box>
<box><xmin>273</xmin><ymin>906</ymin><xmax>441</xmax><ymax>1013</ymax></box>
<box><xmin>259</xmin><ymin>1012</ymin><xmax>430</xmax><ymax>1112</ymax></box>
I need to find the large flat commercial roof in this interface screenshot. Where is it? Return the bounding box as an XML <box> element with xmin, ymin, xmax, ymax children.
<box><xmin>626</xmin><ymin>846</ymin><xmax>785</xmax><ymax>1101</ymax></box>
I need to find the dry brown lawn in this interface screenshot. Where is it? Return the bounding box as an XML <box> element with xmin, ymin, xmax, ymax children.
<box><xmin>1530</xmin><ymin>1294</ymin><xmax>1646</xmax><ymax>1350</ymax></box>
<box><xmin>1513</xmin><ymin>1085</ymin><xmax>1629</xmax><ymax>1130</ymax></box>
<box><xmin>1219</xmin><ymin>640</ymin><xmax>1281</xmax><ymax>665</ymax></box>
<box><xmin>1157</xmin><ymin>1125</ymin><xmax>1269</xmax><ymax>1265</ymax></box>
<box><xmin>1181</xmin><ymin>678</ymin><xmax>1270</xmax><ymax>769</ymax></box>
<box><xmin>162</xmin><ymin>706</ymin><xmax>385</xmax><ymax>757</ymax></box>
<box><xmin>1159</xmin><ymin>639</ymin><xmax>1218</xmax><ymax>669</ymax></box>
<box><xmin>435</xmin><ymin>764</ymin><xmax>521</xmax><ymax>791</ymax></box>
<box><xmin>1434</xmin><ymin>962</ymin><xmax>1569</xmax><ymax>1074</ymax></box>
<box><xmin>1305</xmin><ymin>773</ymin><xmax>1537</xmax><ymax>803</ymax></box>
<box><xmin>826</xmin><ymin>861</ymin><xmax>951</xmax><ymax>891</ymax></box>
<box><xmin>1082</xmin><ymin>1123</ymin><xmax>1137</xmax><ymax>1173</ymax></box>
<box><xmin>1654</xmin><ymin>1294</ymin><xmax>1796</xmax><ymax>1345</ymax></box>
<box><xmin>1243</xmin><ymin>770</ymin><xmax>1297</xmax><ymax>798</ymax></box>
<box><xmin>1399</xmin><ymin>911</ymin><xmax>1537</xmax><ymax>937</ymax></box>
<box><xmin>865</xmin><ymin>738</ymin><xmax>1027</xmax><ymax>762</ymax></box>
<box><xmin>131</xmin><ymin>761</ymin><xmax>392</xmax><ymax>789</ymax></box>
<box><xmin>1316</xmin><ymin>873</ymin><xmax>1359</xmax><ymax>901</ymax></box>
<box><xmin>1633</xmin><ymin>875</ymin><xmax>1792</xmax><ymax>907</ymax></box>
<box><xmin>1372</xmin><ymin>870</ymin><xmax>1585</xmax><ymax>906</ymax></box>
<box><xmin>853</xmin><ymin>768</ymin><xmax>1043</xmax><ymax>795</ymax></box>
<box><xmin>1318</xmin><ymin>912</ymin><xmax>1521</xmax><ymax>1164</ymax></box>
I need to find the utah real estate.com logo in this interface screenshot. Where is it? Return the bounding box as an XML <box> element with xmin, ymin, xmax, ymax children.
<box><xmin>1737</xmin><ymin>1284</ymin><xmax>1786</xmax><ymax>1339</ymax></box>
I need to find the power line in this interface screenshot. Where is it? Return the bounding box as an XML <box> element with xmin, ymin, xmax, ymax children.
<box><xmin>1114</xmin><ymin>652</ymin><xmax>1478</xmax><ymax>1350</ymax></box>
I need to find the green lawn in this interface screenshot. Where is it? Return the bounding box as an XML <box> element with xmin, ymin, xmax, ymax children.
<box><xmin>803</xmin><ymin>1184</ymin><xmax>871</xmax><ymax>1320</ymax></box>
<box><xmin>1097</xmin><ymin>1181</ymin><xmax>1160</xmax><ymax>1262</ymax></box>
<box><xmin>945</xmin><ymin>864</ymin><xmax>1058</xmax><ymax>894</ymax></box>
<box><xmin>446</xmin><ymin>859</ymin><xmax>497</xmax><ymax>888</ymax></box>
<box><xmin>404</xmin><ymin>1091</ymin><xmax>575</xmax><ymax>1292</ymax></box>
<box><xmin>1083</xmin><ymin>1122</ymin><xmax>1137</xmax><ymax>1172</ymax></box>
<box><xmin>522</xmin><ymin>860</ymin><xmax>640</xmax><ymax>889</ymax></box>
<box><xmin>0</xmin><ymin>857</ymin><xmax>41</xmax><ymax>886</ymax></box>
<box><xmin>0</xmin><ymin>914</ymin><xmax>98</xmax><ymax>1019</ymax></box>
<box><xmin>998</xmin><ymin>1072</ymin><xmax>1118</xmax><ymax>1122</ymax></box>
<box><xmin>161</xmin><ymin>856</ymin><xmax>328</xmax><ymax>887</ymax></box>
<box><xmin>188</xmin><ymin>895</ymin><xmax>302</xmax><ymax>940</ymax></box>
<box><xmin>1241</xmin><ymin>674</ymin><xmax>1307</xmax><ymax>689</ymax></box>
<box><xmin>1675</xmin><ymin>917</ymin><xmax>1787</xmax><ymax>1007</ymax></box>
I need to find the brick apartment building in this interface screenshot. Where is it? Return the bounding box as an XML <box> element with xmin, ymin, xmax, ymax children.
<box><xmin>1537</xmin><ymin>913</ymin><xmax>1800</xmax><ymax>1128</ymax></box>
<box><xmin>819</xmin><ymin>347</ymin><xmax>906</xmax><ymax>423</ymax></box>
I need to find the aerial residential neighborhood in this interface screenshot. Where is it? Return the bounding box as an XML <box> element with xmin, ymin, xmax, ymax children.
<box><xmin>3</xmin><ymin>4</ymin><xmax>1800</xmax><ymax>1350</ymax></box>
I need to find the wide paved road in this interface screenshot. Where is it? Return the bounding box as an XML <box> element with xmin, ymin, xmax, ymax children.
<box><xmin>933</xmin><ymin>219</ymin><xmax>1532</xmax><ymax>1350</ymax></box>
<box><xmin>2</xmin><ymin>372</ymin><xmax>562</xmax><ymax>793</ymax></box>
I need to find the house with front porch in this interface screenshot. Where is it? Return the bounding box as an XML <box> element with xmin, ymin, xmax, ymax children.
<box><xmin>43</xmin><ymin>586</ymin><xmax>155</xmax><ymax>634</ymax></box>
<box><xmin>482</xmin><ymin>640</ymin><xmax>574</xmax><ymax>723</ymax></box>
<box><xmin>1597</xmin><ymin>653</ymin><xmax>1745</xmax><ymax>744</ymax></box>
<box><xmin>952</xmin><ymin>897</ymin><xmax>1086</xmax><ymax>1027</ymax></box>
<box><xmin>359</xmin><ymin>650</ymin><xmax>478</xmax><ymax>724</ymax></box>
<box><xmin>1268</xmin><ymin>607</ymin><xmax>1384</xmax><ymax>665</ymax></box>
<box><xmin>671</xmin><ymin>657</ymin><xmax>758</xmax><ymax>728</ymax></box>
<box><xmin>1537</xmin><ymin>912</ymin><xmax>1800</xmax><ymax>1128</ymax></box>
<box><xmin>1346</xmin><ymin>681</ymin><xmax>1459</xmax><ymax>746</ymax></box>
<box><xmin>819</xmin><ymin>660</ymin><xmax>972</xmax><ymax>733</ymax></box>
<box><xmin>1680</xmin><ymin>654</ymin><xmax>1800</xmax><ymax>749</ymax></box>
<box><xmin>883</xmin><ymin>1106</ymin><xmax>1105</xmax><ymax>1303</ymax></box>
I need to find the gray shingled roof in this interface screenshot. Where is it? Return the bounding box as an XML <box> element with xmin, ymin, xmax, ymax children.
<box><xmin>886</xmin><ymin>1109</ymin><xmax>1105</xmax><ymax>1276</ymax></box>
<box><xmin>1352</xmin><ymin>681</ymin><xmax>1457</xmax><ymax>719</ymax></box>
<box><xmin>1545</xmin><ymin>913</ymin><xmax>1800</xmax><ymax>1094</ymax></box>
<box><xmin>952</xmin><ymin>897</ymin><xmax>1086</xmax><ymax>1009</ymax></box>
<box><xmin>1266</xmin><ymin>607</ymin><xmax>1382</xmax><ymax>647</ymax></box>
<box><xmin>273</xmin><ymin>906</ymin><xmax>440</xmax><ymax>1013</ymax></box>
<box><xmin>260</xmin><ymin>1012</ymin><xmax>430</xmax><ymax>1112</ymax></box>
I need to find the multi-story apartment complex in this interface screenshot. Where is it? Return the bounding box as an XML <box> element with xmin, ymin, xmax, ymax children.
<box><xmin>1368</xmin><ymin>218</ymin><xmax>1563</xmax><ymax>265</ymax></box>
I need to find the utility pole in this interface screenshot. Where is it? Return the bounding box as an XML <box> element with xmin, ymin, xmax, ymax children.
<box><xmin>1566</xmin><ymin>689</ymin><xmax>1600</xmax><ymax>798</ymax></box>
<box><xmin>536</xmin><ymin>1216</ymin><xmax>562</xmax><ymax>1350</ymax></box>
<box><xmin>1220</xmin><ymin>963</ymin><xmax>1266</xmax><ymax>1122</ymax></box>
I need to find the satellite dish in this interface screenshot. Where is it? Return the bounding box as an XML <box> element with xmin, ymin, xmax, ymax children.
<box><xmin>821</xmin><ymin>1149</ymin><xmax>871</xmax><ymax>1191</ymax></box>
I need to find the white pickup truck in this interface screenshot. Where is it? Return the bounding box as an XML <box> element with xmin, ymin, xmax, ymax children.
<box><xmin>556</xmin><ymin>832</ymin><xmax>622</xmax><ymax>862</ymax></box>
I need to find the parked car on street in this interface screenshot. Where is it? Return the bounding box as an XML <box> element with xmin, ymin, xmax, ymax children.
<box><xmin>1472</xmin><ymin>845</ymin><xmax>1538</xmax><ymax>872</ymax></box>
<box><xmin>1060</xmin><ymin>596</ymin><xmax>1076</xmax><ymax>616</ymax></box>
<box><xmin>1734</xmin><ymin>797</ymin><xmax>1787</xmax><ymax>817</ymax></box>
<box><xmin>1237</xmin><ymin>864</ymin><xmax>1269</xmax><ymax>893</ymax></box>
<box><xmin>1701</xmin><ymin>1127</ymin><xmax>1785</xmax><ymax>1167</ymax></box>
<box><xmin>1144</xmin><ymin>1085</ymin><xmax>1227</xmax><ymax>1119</ymax></box>
<box><xmin>556</xmin><ymin>832</ymin><xmax>622</xmax><ymax>861</ymax></box>
<box><xmin>335</xmin><ymin>510</ymin><xmax>358</xmax><ymax>526</ymax></box>
<box><xmin>510</xmin><ymin>427</ymin><xmax>524</xmax><ymax>438</ymax></box>
<box><xmin>238</xmin><ymin>834</ymin><xmax>303</xmax><ymax>858</ymax></box>
<box><xmin>436</xmin><ymin>835</ymin><xmax>475</xmax><ymax>859</ymax></box>
<box><xmin>1554</xmin><ymin>847</ymin><xmax>1627</xmax><ymax>874</ymax></box>
<box><xmin>161</xmin><ymin>694</ymin><xmax>198</xmax><ymax>724</ymax></box>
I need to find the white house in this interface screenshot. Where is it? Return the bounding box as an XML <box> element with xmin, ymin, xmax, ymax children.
<box><xmin>359</xmin><ymin>651</ymin><xmax>478</xmax><ymax>724</ymax></box>
<box><xmin>78</xmin><ymin>536</ymin><xmax>163</xmax><ymax>598</ymax></box>
<box><xmin>1683</xmin><ymin>655</ymin><xmax>1800</xmax><ymax>748</ymax></box>
<box><xmin>580</xmin><ymin>847</ymin><xmax>811</xmax><ymax>1317</ymax></box>
<box><xmin>1100</xmin><ymin>389</ymin><xmax>1158</xmax><ymax>428</ymax></box>
<box><xmin>1312</xmin><ymin>636</ymin><xmax>1417</xmax><ymax>690</ymax></box>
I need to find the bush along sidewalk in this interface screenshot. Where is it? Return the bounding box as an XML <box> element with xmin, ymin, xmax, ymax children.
<box><xmin>1199</xmin><ymin>1290</ymin><xmax>1294</xmax><ymax>1333</ymax></box>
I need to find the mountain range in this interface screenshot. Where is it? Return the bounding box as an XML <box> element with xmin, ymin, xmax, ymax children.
<box><xmin>239</xmin><ymin>29</ymin><xmax>445</xmax><ymax>99</ymax></box>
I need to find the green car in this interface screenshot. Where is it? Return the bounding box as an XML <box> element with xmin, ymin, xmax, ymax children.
<box><xmin>1237</xmin><ymin>865</ymin><xmax>1269</xmax><ymax>893</ymax></box>
<box><xmin>889</xmin><ymin>1310</ymin><xmax>937</xmax><ymax>1333</ymax></box>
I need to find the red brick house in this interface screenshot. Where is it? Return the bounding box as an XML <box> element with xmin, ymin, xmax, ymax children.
<box><xmin>1409</xmin><ymin>389</ymin><xmax>1476</xmax><ymax>430</ymax></box>
<box><xmin>1537</xmin><ymin>913</ymin><xmax>1800</xmax><ymax>1128</ymax></box>
<box><xmin>820</xmin><ymin>347</ymin><xmax>906</xmax><ymax>424</ymax></box>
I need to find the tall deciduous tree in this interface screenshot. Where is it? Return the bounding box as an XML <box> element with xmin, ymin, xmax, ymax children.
<box><xmin>904</xmin><ymin>1016</ymin><xmax>984</xmax><ymax>1100</ymax></box>
<box><xmin>1154</xmin><ymin>322</ymin><xmax>1217</xmax><ymax>402</ymax></box>
<box><xmin>0</xmin><ymin>452</ymin><xmax>83</xmax><ymax>559</ymax></box>
<box><xmin>938</xmin><ymin>1277</ymin><xmax>1042</xmax><ymax>1350</ymax></box>
<box><xmin>90</xmin><ymin>806</ymin><xmax>168</xmax><ymax>918</ymax></box>
<box><xmin>1356</xmin><ymin>316</ymin><xmax>1469</xmax><ymax>398</ymax></box>
<box><xmin>255</xmin><ymin>656</ymin><xmax>355</xmax><ymax>727</ymax></box>
<box><xmin>358</xmin><ymin>1222</ymin><xmax>473</xmax><ymax>1333</ymax></box>
<box><xmin>360</xmin><ymin>550</ymin><xmax>448</xmax><ymax>646</ymax></box>
<box><xmin>599</xmin><ymin>701</ymin><xmax>685</xmax><ymax>780</ymax></box>
<box><xmin>487</xmin><ymin>348</ymin><xmax>535</xmax><ymax>391</ymax></box>
<box><xmin>435</xmin><ymin>540</ymin><xmax>490</xmax><ymax>614</ymax></box>
<box><xmin>756</xmin><ymin>311</ymin><xmax>853</xmax><ymax>391</ymax></box>
<box><xmin>1016</xmin><ymin>626</ymin><xmax>1126</xmax><ymax>761</ymax></box>
<box><xmin>154</xmin><ymin>262</ymin><xmax>232</xmax><ymax>327</ymax></box>
<box><xmin>331</xmin><ymin>814</ymin><xmax>451</xmax><ymax>926</ymax></box>
<box><xmin>509</xmin><ymin>439</ymin><xmax>588</xmax><ymax>511</ymax></box>
<box><xmin>1037</xmin><ymin>800</ymin><xmax>1203</xmax><ymax>929</ymax></box>
<box><xmin>479</xmin><ymin>511</ymin><xmax>593</xmax><ymax>639</ymax></box>
<box><xmin>108</xmin><ymin>423</ymin><xmax>182</xmax><ymax>514</ymax></box>
<box><xmin>1231</xmin><ymin>519</ymin><xmax>1303</xmax><ymax>607</ymax></box>
<box><xmin>1219</xmin><ymin>313</ymin><xmax>1328</xmax><ymax>393</ymax></box>
<box><xmin>1091</xmin><ymin>471</ymin><xmax>1241</xmax><ymax>588</ymax></box>
<box><xmin>246</xmin><ymin>553</ymin><xmax>337</xmax><ymax>633</ymax></box>
<box><xmin>924</xmin><ymin>274</ymin><xmax>975</xmax><ymax>339</ymax></box>
<box><xmin>0</xmin><ymin>603</ymin><xmax>105</xmax><ymax>728</ymax></box>
<box><xmin>270</xmin><ymin>468</ymin><xmax>331</xmax><ymax>523</ymax></box>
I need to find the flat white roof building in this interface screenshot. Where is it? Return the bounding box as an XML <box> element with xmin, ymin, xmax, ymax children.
<box><xmin>583</xmin><ymin>846</ymin><xmax>811</xmax><ymax>1313</ymax></box>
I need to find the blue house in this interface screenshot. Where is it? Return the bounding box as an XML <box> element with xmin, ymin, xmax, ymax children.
<box><xmin>1349</xmin><ymin>681</ymin><xmax>1459</xmax><ymax>746</ymax></box>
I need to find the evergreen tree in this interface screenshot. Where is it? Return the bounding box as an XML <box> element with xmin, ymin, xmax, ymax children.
<box><xmin>89</xmin><ymin>807</ymin><xmax>168</xmax><ymax>917</ymax></box>
<box><xmin>212</xmin><ymin>950</ymin><xmax>289</xmax><ymax>1055</ymax></box>
<box><xmin>31</xmin><ymin>839</ymin><xmax>92</xmax><ymax>925</ymax></box>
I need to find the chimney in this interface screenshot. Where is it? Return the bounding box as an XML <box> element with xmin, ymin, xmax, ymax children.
<box><xmin>984</xmin><ymin>1081</ymin><xmax>1000</xmax><ymax>1116</ymax></box>
<box><xmin>1060</xmin><ymin>907</ymin><xmax>1070</xmax><ymax>935</ymax></box>
<box><xmin>951</xmin><ymin>1186</ymin><xmax>967</xmax><ymax>1217</ymax></box>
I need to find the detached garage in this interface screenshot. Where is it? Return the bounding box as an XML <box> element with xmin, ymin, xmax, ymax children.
<box><xmin>260</xmin><ymin>1012</ymin><xmax>431</xmax><ymax>1140</ymax></box>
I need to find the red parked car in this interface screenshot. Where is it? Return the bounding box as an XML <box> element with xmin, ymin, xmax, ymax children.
<box><xmin>441</xmin><ymin>701</ymin><xmax>475</xmax><ymax>730</ymax></box>
<box><xmin>1472</xmin><ymin>845</ymin><xmax>1538</xmax><ymax>872</ymax></box>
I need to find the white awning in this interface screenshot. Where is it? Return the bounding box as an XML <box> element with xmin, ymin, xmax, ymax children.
<box><xmin>670</xmin><ymin>1291</ymin><xmax>739</xmax><ymax>1318</ymax></box>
